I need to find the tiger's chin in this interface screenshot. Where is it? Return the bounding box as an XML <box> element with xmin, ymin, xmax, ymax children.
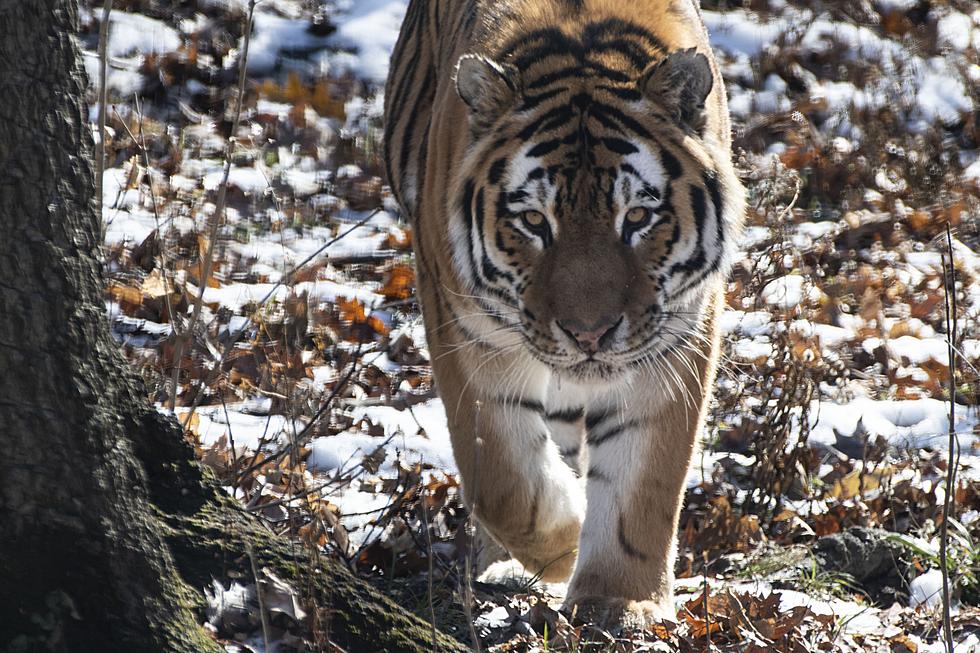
<box><xmin>555</xmin><ymin>359</ymin><xmax>626</xmax><ymax>382</ymax></box>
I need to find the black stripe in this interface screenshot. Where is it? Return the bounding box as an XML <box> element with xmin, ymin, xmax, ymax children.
<box><xmin>517</xmin><ymin>105</ymin><xmax>575</xmax><ymax>140</ymax></box>
<box><xmin>668</xmin><ymin>172</ymin><xmax>727</xmax><ymax>298</ymax></box>
<box><xmin>583</xmin><ymin>18</ymin><xmax>668</xmax><ymax>53</ymax></box>
<box><xmin>520</xmin><ymin>87</ymin><xmax>566</xmax><ymax>111</ymax></box>
<box><xmin>449</xmin><ymin>318</ymin><xmax>496</xmax><ymax>353</ymax></box>
<box><xmin>602</xmin><ymin>137</ymin><xmax>639</xmax><ymax>155</ymax></box>
<box><xmin>587</xmin><ymin>419</ymin><xmax>641</xmax><ymax>447</ymax></box>
<box><xmin>396</xmin><ymin>60</ymin><xmax>434</xmax><ymax>202</ymax></box>
<box><xmin>618</xmin><ymin>514</ymin><xmax>649</xmax><ymax>560</ymax></box>
<box><xmin>474</xmin><ymin>188</ymin><xmax>510</xmax><ymax>284</ymax></box>
<box><xmin>491</xmin><ymin>396</ymin><xmax>545</xmax><ymax>415</ymax></box>
<box><xmin>460</xmin><ymin>179</ymin><xmax>476</xmax><ymax>269</ymax></box>
<box><xmin>589</xmin><ymin>102</ymin><xmax>653</xmax><ymax>140</ymax></box>
<box><xmin>585</xmin><ymin>409</ymin><xmax>613</xmax><ymax>430</ymax></box>
<box><xmin>488</xmin><ymin>157</ymin><xmax>509</xmax><ymax>185</ymax></box>
<box><xmin>527</xmin><ymin>138</ymin><xmax>563</xmax><ymax>158</ymax></box>
<box><xmin>706</xmin><ymin>171</ymin><xmax>726</xmax><ymax>250</ymax></box>
<box><xmin>587</xmin><ymin>467</ymin><xmax>610</xmax><ymax>482</ymax></box>
<box><xmin>525</xmin><ymin>493</ymin><xmax>540</xmax><ymax>535</ymax></box>
<box><xmin>595</xmin><ymin>84</ymin><xmax>643</xmax><ymax>101</ymax></box>
<box><xmin>547</xmin><ymin>407</ymin><xmax>585</xmax><ymax>422</ymax></box>
<box><xmin>661</xmin><ymin>149</ymin><xmax>682</xmax><ymax>179</ymax></box>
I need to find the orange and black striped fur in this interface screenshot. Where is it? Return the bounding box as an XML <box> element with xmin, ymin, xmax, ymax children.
<box><xmin>385</xmin><ymin>0</ymin><xmax>744</xmax><ymax>626</ymax></box>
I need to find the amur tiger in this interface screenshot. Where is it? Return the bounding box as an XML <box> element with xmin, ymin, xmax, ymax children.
<box><xmin>384</xmin><ymin>0</ymin><xmax>745</xmax><ymax>627</ymax></box>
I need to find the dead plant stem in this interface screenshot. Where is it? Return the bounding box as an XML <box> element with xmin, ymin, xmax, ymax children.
<box><xmin>247</xmin><ymin>544</ymin><xmax>272</xmax><ymax>653</ymax></box>
<box><xmin>173</xmin><ymin>0</ymin><xmax>256</xmax><ymax>412</ymax></box>
<box><xmin>95</xmin><ymin>0</ymin><xmax>113</xmax><ymax>224</ymax></box>
<box><xmin>463</xmin><ymin>401</ymin><xmax>484</xmax><ymax>653</ymax></box>
<box><xmin>939</xmin><ymin>224</ymin><xmax>959</xmax><ymax>653</ymax></box>
<box><xmin>419</xmin><ymin>487</ymin><xmax>439</xmax><ymax>651</ymax></box>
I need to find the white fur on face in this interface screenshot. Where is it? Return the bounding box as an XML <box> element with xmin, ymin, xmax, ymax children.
<box><xmin>614</xmin><ymin>145</ymin><xmax>668</xmax><ymax>245</ymax></box>
<box><xmin>503</xmin><ymin>143</ymin><xmax>559</xmax><ymax>244</ymax></box>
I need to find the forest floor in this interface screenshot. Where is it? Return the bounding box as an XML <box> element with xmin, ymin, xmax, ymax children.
<box><xmin>81</xmin><ymin>0</ymin><xmax>980</xmax><ymax>650</ymax></box>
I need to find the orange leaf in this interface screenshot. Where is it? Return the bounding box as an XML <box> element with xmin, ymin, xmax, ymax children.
<box><xmin>338</xmin><ymin>297</ymin><xmax>367</xmax><ymax>324</ymax></box>
<box><xmin>380</xmin><ymin>264</ymin><xmax>415</xmax><ymax>300</ymax></box>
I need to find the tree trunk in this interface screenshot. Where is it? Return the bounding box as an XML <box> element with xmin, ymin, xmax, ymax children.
<box><xmin>0</xmin><ymin>2</ymin><xmax>464</xmax><ymax>651</ymax></box>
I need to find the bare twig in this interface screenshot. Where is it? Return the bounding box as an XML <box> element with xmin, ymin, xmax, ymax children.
<box><xmin>172</xmin><ymin>0</ymin><xmax>257</xmax><ymax>410</ymax></box>
<box><xmin>419</xmin><ymin>487</ymin><xmax>438</xmax><ymax>652</ymax></box>
<box><xmin>126</xmin><ymin>98</ymin><xmax>182</xmax><ymax>365</ymax></box>
<box><xmin>234</xmin><ymin>345</ymin><xmax>374</xmax><ymax>483</ymax></box>
<box><xmin>179</xmin><ymin>210</ymin><xmax>379</xmax><ymax>428</ymax></box>
<box><xmin>939</xmin><ymin>224</ymin><xmax>959</xmax><ymax>653</ymax></box>
<box><xmin>247</xmin><ymin>545</ymin><xmax>272</xmax><ymax>653</ymax></box>
<box><xmin>95</xmin><ymin>0</ymin><xmax>113</xmax><ymax>220</ymax></box>
<box><xmin>462</xmin><ymin>401</ymin><xmax>484</xmax><ymax>653</ymax></box>
<box><xmin>703</xmin><ymin>552</ymin><xmax>711</xmax><ymax>651</ymax></box>
<box><xmin>218</xmin><ymin>390</ymin><xmax>239</xmax><ymax>488</ymax></box>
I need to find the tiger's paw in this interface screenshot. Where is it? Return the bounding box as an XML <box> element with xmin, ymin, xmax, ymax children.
<box><xmin>478</xmin><ymin>559</ymin><xmax>533</xmax><ymax>589</ymax></box>
<box><xmin>562</xmin><ymin>596</ymin><xmax>673</xmax><ymax>630</ymax></box>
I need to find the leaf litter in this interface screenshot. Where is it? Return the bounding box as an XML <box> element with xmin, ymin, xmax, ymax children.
<box><xmin>79</xmin><ymin>0</ymin><xmax>980</xmax><ymax>650</ymax></box>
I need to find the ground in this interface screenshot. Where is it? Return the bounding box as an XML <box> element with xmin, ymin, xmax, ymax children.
<box><xmin>80</xmin><ymin>0</ymin><xmax>979</xmax><ymax>650</ymax></box>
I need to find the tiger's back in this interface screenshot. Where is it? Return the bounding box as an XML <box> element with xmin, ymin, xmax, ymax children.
<box><xmin>385</xmin><ymin>0</ymin><xmax>744</xmax><ymax>627</ymax></box>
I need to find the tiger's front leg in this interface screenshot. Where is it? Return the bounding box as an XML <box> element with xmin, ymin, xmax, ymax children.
<box><xmin>563</xmin><ymin>352</ymin><xmax>710</xmax><ymax>627</ymax></box>
<box><xmin>430</xmin><ymin>334</ymin><xmax>586</xmax><ymax>582</ymax></box>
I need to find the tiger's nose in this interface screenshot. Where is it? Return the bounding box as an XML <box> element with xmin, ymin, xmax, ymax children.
<box><xmin>556</xmin><ymin>316</ymin><xmax>622</xmax><ymax>354</ymax></box>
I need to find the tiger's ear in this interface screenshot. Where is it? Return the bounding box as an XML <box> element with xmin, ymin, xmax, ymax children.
<box><xmin>455</xmin><ymin>54</ymin><xmax>520</xmax><ymax>125</ymax></box>
<box><xmin>639</xmin><ymin>49</ymin><xmax>713</xmax><ymax>133</ymax></box>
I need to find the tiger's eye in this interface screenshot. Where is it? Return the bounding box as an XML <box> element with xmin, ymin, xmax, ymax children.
<box><xmin>626</xmin><ymin>207</ymin><xmax>651</xmax><ymax>224</ymax></box>
<box><xmin>522</xmin><ymin>211</ymin><xmax>546</xmax><ymax>228</ymax></box>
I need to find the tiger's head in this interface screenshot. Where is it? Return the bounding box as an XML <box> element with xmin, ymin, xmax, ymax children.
<box><xmin>447</xmin><ymin>28</ymin><xmax>743</xmax><ymax>381</ymax></box>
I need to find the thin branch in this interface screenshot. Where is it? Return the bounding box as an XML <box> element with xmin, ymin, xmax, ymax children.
<box><xmin>462</xmin><ymin>401</ymin><xmax>484</xmax><ymax>653</ymax></box>
<box><xmin>178</xmin><ymin>210</ymin><xmax>379</xmax><ymax>428</ymax></box>
<box><xmin>233</xmin><ymin>345</ymin><xmax>375</xmax><ymax>484</ymax></box>
<box><xmin>95</xmin><ymin>0</ymin><xmax>113</xmax><ymax>231</ymax></box>
<box><xmin>126</xmin><ymin>98</ymin><xmax>181</xmax><ymax>339</ymax></box>
<box><xmin>172</xmin><ymin>0</ymin><xmax>257</xmax><ymax>409</ymax></box>
<box><xmin>418</xmin><ymin>487</ymin><xmax>438</xmax><ymax>652</ymax></box>
<box><xmin>939</xmin><ymin>223</ymin><xmax>959</xmax><ymax>653</ymax></box>
<box><xmin>247</xmin><ymin>545</ymin><xmax>272</xmax><ymax>653</ymax></box>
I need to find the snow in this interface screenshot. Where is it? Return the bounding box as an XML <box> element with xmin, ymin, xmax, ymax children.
<box><xmin>702</xmin><ymin>10</ymin><xmax>791</xmax><ymax>58</ymax></box>
<box><xmin>307</xmin><ymin>399</ymin><xmax>455</xmax><ymax>475</ymax></box>
<box><xmin>790</xmin><ymin>319</ymin><xmax>854</xmax><ymax>349</ymax></box>
<box><xmin>324</xmin><ymin>0</ymin><xmax>408</xmax><ymax>83</ymax></box>
<box><xmin>202</xmin><ymin>166</ymin><xmax>270</xmax><ymax>194</ymax></box>
<box><xmin>876</xmin><ymin>0</ymin><xmax>919</xmax><ymax>11</ymax></box>
<box><xmin>965</xmin><ymin>159</ymin><xmax>980</xmax><ymax>183</ymax></box>
<box><xmin>937</xmin><ymin>11</ymin><xmax>975</xmax><ymax>51</ymax></box>
<box><xmin>915</xmin><ymin>56</ymin><xmax>975</xmax><ymax>126</ymax></box>
<box><xmin>876</xmin><ymin>335</ymin><xmax>952</xmax><ymax>366</ymax></box>
<box><xmin>86</xmin><ymin>3</ymin><xmax>980</xmax><ymax>646</ymax></box>
<box><xmin>733</xmin><ymin>338</ymin><xmax>773</xmax><ymax>361</ymax></box>
<box><xmin>106</xmin><ymin>12</ymin><xmax>180</xmax><ymax>57</ymax></box>
<box><xmin>247</xmin><ymin>11</ymin><xmax>334</xmax><ymax>74</ymax></box>
<box><xmin>809</xmin><ymin>397</ymin><xmax>977</xmax><ymax>450</ymax></box>
<box><xmin>720</xmin><ymin>310</ymin><xmax>773</xmax><ymax>337</ymax></box>
<box><xmin>177</xmin><ymin>403</ymin><xmax>294</xmax><ymax>450</ymax></box>
<box><xmin>82</xmin><ymin>53</ymin><xmax>145</xmax><ymax>96</ymax></box>
<box><xmin>909</xmin><ymin>568</ymin><xmax>944</xmax><ymax>609</ymax></box>
<box><xmin>760</xmin><ymin>275</ymin><xmax>824</xmax><ymax>310</ymax></box>
<box><xmin>104</xmin><ymin>209</ymin><xmax>157</xmax><ymax>246</ymax></box>
<box><xmin>246</xmin><ymin>0</ymin><xmax>406</xmax><ymax>83</ymax></box>
<box><xmin>196</xmin><ymin>279</ymin><xmax>381</xmax><ymax>312</ymax></box>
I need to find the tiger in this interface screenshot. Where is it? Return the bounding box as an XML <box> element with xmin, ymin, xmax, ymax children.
<box><xmin>384</xmin><ymin>0</ymin><xmax>745</xmax><ymax>627</ymax></box>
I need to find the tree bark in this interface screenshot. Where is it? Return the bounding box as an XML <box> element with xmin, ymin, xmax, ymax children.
<box><xmin>0</xmin><ymin>2</ymin><xmax>464</xmax><ymax>651</ymax></box>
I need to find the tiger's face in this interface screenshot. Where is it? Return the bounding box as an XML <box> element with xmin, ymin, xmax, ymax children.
<box><xmin>450</xmin><ymin>49</ymin><xmax>738</xmax><ymax>381</ymax></box>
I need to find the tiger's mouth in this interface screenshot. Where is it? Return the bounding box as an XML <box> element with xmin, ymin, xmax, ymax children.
<box><xmin>562</xmin><ymin>359</ymin><xmax>622</xmax><ymax>380</ymax></box>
